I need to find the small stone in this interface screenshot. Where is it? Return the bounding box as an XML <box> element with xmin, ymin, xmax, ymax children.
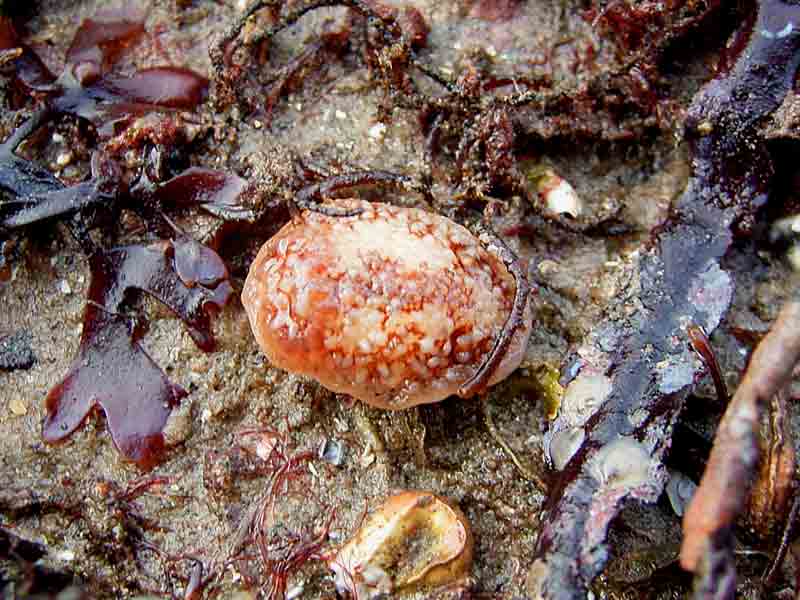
<box><xmin>538</xmin><ymin>259</ymin><xmax>559</xmax><ymax>277</ymax></box>
<box><xmin>9</xmin><ymin>398</ymin><xmax>27</xmax><ymax>416</ymax></box>
<box><xmin>536</xmin><ymin>168</ymin><xmax>582</xmax><ymax>217</ymax></box>
<box><xmin>368</xmin><ymin>123</ymin><xmax>387</xmax><ymax>141</ymax></box>
<box><xmin>318</xmin><ymin>438</ymin><xmax>346</xmax><ymax>466</ymax></box>
<box><xmin>55</xmin><ymin>549</ymin><xmax>76</xmax><ymax>562</ymax></box>
<box><xmin>59</xmin><ymin>279</ymin><xmax>72</xmax><ymax>295</ymax></box>
<box><xmin>56</xmin><ymin>151</ymin><xmax>73</xmax><ymax>167</ymax></box>
<box><xmin>666</xmin><ymin>470</ymin><xmax>698</xmax><ymax>517</ymax></box>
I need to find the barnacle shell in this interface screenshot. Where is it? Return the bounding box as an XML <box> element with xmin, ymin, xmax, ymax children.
<box><xmin>329</xmin><ymin>491</ymin><xmax>473</xmax><ymax>599</ymax></box>
<box><xmin>241</xmin><ymin>200</ymin><xmax>531</xmax><ymax>409</ymax></box>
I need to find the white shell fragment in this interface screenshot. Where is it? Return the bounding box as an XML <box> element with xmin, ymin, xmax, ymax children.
<box><xmin>770</xmin><ymin>214</ymin><xmax>800</xmax><ymax>271</ymax></box>
<box><xmin>318</xmin><ymin>437</ymin><xmax>346</xmax><ymax>467</ymax></box>
<box><xmin>534</xmin><ymin>168</ymin><xmax>582</xmax><ymax>218</ymax></box>
<box><xmin>545</xmin><ymin>372</ymin><xmax>612</xmax><ymax>470</ymax></box>
<box><xmin>665</xmin><ymin>470</ymin><xmax>697</xmax><ymax>517</ymax></box>
<box><xmin>588</xmin><ymin>437</ymin><xmax>653</xmax><ymax>489</ymax></box>
<box><xmin>329</xmin><ymin>491</ymin><xmax>473</xmax><ymax>599</ymax></box>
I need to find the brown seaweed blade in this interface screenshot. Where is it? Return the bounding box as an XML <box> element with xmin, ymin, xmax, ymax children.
<box><xmin>0</xmin><ymin>119</ymin><xmax>234</xmax><ymax>469</ymax></box>
<box><xmin>0</xmin><ymin>12</ymin><xmax>207</xmax><ymax>136</ymax></box>
<box><xmin>42</xmin><ymin>304</ymin><xmax>186</xmax><ymax>471</ymax></box>
<box><xmin>0</xmin><ymin>18</ymin><xmax>56</xmax><ymax>94</ymax></box>
<box><xmin>681</xmin><ymin>298</ymin><xmax>800</xmax><ymax>579</ymax></box>
<box><xmin>42</xmin><ymin>241</ymin><xmax>233</xmax><ymax>469</ymax></box>
<box><xmin>65</xmin><ymin>11</ymin><xmax>146</xmax><ymax>84</ymax></box>
<box><xmin>531</xmin><ymin>1</ymin><xmax>800</xmax><ymax>598</ymax></box>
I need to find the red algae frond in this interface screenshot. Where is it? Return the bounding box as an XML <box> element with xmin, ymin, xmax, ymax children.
<box><xmin>242</xmin><ymin>200</ymin><xmax>531</xmax><ymax>409</ymax></box>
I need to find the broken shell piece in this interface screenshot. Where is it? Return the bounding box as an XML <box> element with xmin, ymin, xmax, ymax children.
<box><xmin>329</xmin><ymin>491</ymin><xmax>473</xmax><ymax>599</ymax></box>
<box><xmin>531</xmin><ymin>167</ymin><xmax>582</xmax><ymax>218</ymax></box>
<box><xmin>318</xmin><ymin>437</ymin><xmax>346</xmax><ymax>467</ymax></box>
<box><xmin>665</xmin><ymin>470</ymin><xmax>697</xmax><ymax>517</ymax></box>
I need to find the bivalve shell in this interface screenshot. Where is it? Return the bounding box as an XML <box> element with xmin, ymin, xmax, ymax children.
<box><xmin>329</xmin><ymin>491</ymin><xmax>473</xmax><ymax>599</ymax></box>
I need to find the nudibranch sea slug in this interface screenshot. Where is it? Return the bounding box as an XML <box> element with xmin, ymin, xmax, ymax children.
<box><xmin>242</xmin><ymin>194</ymin><xmax>531</xmax><ymax>409</ymax></box>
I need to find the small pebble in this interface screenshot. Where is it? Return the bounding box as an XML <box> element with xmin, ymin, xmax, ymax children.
<box><xmin>538</xmin><ymin>259</ymin><xmax>559</xmax><ymax>277</ymax></box>
<box><xmin>318</xmin><ymin>438</ymin><xmax>347</xmax><ymax>466</ymax></box>
<box><xmin>368</xmin><ymin>123</ymin><xmax>387</xmax><ymax>141</ymax></box>
<box><xmin>59</xmin><ymin>279</ymin><xmax>72</xmax><ymax>295</ymax></box>
<box><xmin>9</xmin><ymin>398</ymin><xmax>27</xmax><ymax>416</ymax></box>
<box><xmin>55</xmin><ymin>549</ymin><xmax>76</xmax><ymax>562</ymax></box>
<box><xmin>666</xmin><ymin>470</ymin><xmax>698</xmax><ymax>517</ymax></box>
<box><xmin>538</xmin><ymin>169</ymin><xmax>582</xmax><ymax>217</ymax></box>
<box><xmin>56</xmin><ymin>151</ymin><xmax>73</xmax><ymax>167</ymax></box>
<box><xmin>329</xmin><ymin>491</ymin><xmax>473</xmax><ymax>599</ymax></box>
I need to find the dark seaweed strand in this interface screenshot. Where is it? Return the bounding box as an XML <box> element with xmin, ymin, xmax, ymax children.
<box><xmin>533</xmin><ymin>1</ymin><xmax>800</xmax><ymax>598</ymax></box>
<box><xmin>459</xmin><ymin>217</ymin><xmax>530</xmax><ymax>398</ymax></box>
<box><xmin>293</xmin><ymin>171</ymin><xmax>414</xmax><ymax>217</ymax></box>
<box><xmin>762</xmin><ymin>490</ymin><xmax>800</xmax><ymax>587</ymax></box>
<box><xmin>211</xmin><ymin>0</ymin><xmax>396</xmax><ymax>90</ymax></box>
<box><xmin>687</xmin><ymin>324</ymin><xmax>729</xmax><ymax>404</ymax></box>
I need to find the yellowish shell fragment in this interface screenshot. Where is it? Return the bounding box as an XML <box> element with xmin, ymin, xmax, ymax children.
<box><xmin>329</xmin><ymin>491</ymin><xmax>474</xmax><ymax>598</ymax></box>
